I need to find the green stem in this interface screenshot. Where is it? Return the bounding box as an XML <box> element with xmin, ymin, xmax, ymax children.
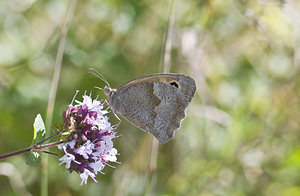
<box><xmin>41</xmin><ymin>1</ymin><xmax>77</xmax><ymax>196</ymax></box>
<box><xmin>147</xmin><ymin>0</ymin><xmax>176</xmax><ymax>196</ymax></box>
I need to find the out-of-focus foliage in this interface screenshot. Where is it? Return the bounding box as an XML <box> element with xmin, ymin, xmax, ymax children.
<box><xmin>1</xmin><ymin>0</ymin><xmax>300</xmax><ymax>195</ymax></box>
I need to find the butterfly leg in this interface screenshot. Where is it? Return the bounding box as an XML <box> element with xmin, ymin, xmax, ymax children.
<box><xmin>104</xmin><ymin>99</ymin><xmax>121</xmax><ymax>129</ymax></box>
<box><xmin>112</xmin><ymin>112</ymin><xmax>121</xmax><ymax>129</ymax></box>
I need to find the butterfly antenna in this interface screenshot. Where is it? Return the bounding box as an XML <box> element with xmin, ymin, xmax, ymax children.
<box><xmin>94</xmin><ymin>86</ymin><xmax>104</xmax><ymax>91</ymax></box>
<box><xmin>89</xmin><ymin>68</ymin><xmax>110</xmax><ymax>87</ymax></box>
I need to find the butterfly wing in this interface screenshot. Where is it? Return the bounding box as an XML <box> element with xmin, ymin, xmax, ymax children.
<box><xmin>109</xmin><ymin>74</ymin><xmax>196</xmax><ymax>143</ymax></box>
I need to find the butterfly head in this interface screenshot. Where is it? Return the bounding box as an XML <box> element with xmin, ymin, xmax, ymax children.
<box><xmin>104</xmin><ymin>86</ymin><xmax>115</xmax><ymax>99</ymax></box>
<box><xmin>89</xmin><ymin>68</ymin><xmax>114</xmax><ymax>96</ymax></box>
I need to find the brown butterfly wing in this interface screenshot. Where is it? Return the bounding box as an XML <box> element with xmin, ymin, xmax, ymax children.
<box><xmin>109</xmin><ymin>74</ymin><xmax>196</xmax><ymax>143</ymax></box>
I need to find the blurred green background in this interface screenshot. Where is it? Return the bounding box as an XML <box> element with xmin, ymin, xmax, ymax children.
<box><xmin>1</xmin><ymin>0</ymin><xmax>300</xmax><ymax>195</ymax></box>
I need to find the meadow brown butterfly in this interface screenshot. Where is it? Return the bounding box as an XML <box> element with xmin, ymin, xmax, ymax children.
<box><xmin>91</xmin><ymin>69</ymin><xmax>196</xmax><ymax>143</ymax></box>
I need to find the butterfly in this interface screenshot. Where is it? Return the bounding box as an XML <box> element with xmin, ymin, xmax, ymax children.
<box><xmin>90</xmin><ymin>69</ymin><xmax>196</xmax><ymax>143</ymax></box>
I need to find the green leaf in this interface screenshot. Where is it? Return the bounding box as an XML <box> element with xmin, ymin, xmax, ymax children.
<box><xmin>26</xmin><ymin>151</ymin><xmax>41</xmax><ymax>165</ymax></box>
<box><xmin>33</xmin><ymin>114</ymin><xmax>46</xmax><ymax>144</ymax></box>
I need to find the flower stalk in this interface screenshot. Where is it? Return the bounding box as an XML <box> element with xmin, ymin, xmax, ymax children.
<box><xmin>0</xmin><ymin>140</ymin><xmax>63</xmax><ymax>160</ymax></box>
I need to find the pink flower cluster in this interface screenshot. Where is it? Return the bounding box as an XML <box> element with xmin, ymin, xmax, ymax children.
<box><xmin>58</xmin><ymin>94</ymin><xmax>118</xmax><ymax>185</ymax></box>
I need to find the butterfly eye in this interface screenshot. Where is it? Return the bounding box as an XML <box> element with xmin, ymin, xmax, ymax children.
<box><xmin>169</xmin><ymin>81</ymin><xmax>179</xmax><ymax>88</ymax></box>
